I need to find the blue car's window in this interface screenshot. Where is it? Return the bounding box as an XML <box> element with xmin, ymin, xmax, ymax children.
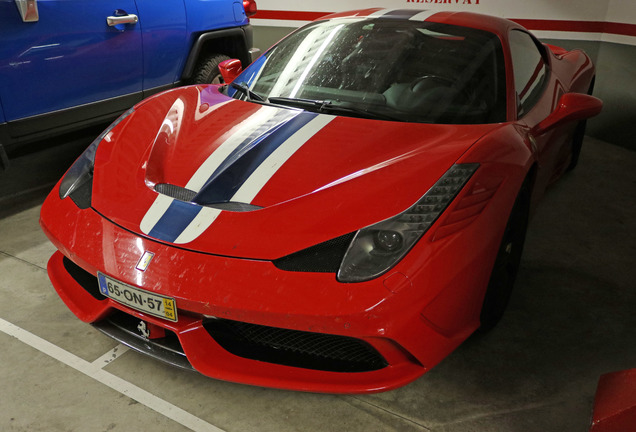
<box><xmin>230</xmin><ymin>18</ymin><xmax>506</xmax><ymax>124</ymax></box>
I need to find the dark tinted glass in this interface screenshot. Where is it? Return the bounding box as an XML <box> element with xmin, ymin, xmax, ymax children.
<box><xmin>509</xmin><ymin>30</ymin><xmax>548</xmax><ymax>117</ymax></box>
<box><xmin>230</xmin><ymin>18</ymin><xmax>507</xmax><ymax>124</ymax></box>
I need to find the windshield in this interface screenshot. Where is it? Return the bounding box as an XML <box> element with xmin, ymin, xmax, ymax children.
<box><xmin>228</xmin><ymin>18</ymin><xmax>507</xmax><ymax>124</ymax></box>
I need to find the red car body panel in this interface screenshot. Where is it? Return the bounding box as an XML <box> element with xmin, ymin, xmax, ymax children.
<box><xmin>590</xmin><ymin>369</ymin><xmax>636</xmax><ymax>432</ymax></box>
<box><xmin>40</xmin><ymin>10</ymin><xmax>599</xmax><ymax>393</ymax></box>
<box><xmin>91</xmin><ymin>85</ymin><xmax>500</xmax><ymax>258</ymax></box>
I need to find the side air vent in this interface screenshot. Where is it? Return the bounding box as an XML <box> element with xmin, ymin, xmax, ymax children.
<box><xmin>154</xmin><ymin>183</ymin><xmax>263</xmax><ymax>212</ymax></box>
<box><xmin>273</xmin><ymin>232</ymin><xmax>355</xmax><ymax>273</ymax></box>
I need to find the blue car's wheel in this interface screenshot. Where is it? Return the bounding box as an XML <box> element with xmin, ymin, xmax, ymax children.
<box><xmin>192</xmin><ymin>54</ymin><xmax>230</xmax><ymax>85</ymax></box>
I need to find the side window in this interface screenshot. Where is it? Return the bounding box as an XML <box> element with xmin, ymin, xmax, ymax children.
<box><xmin>509</xmin><ymin>30</ymin><xmax>548</xmax><ymax>117</ymax></box>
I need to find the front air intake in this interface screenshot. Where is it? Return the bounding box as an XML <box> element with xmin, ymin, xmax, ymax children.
<box><xmin>203</xmin><ymin>317</ymin><xmax>388</xmax><ymax>372</ymax></box>
<box><xmin>63</xmin><ymin>256</ymin><xmax>104</xmax><ymax>300</ymax></box>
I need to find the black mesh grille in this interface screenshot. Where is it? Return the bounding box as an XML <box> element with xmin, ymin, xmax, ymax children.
<box><xmin>154</xmin><ymin>183</ymin><xmax>263</xmax><ymax>212</ymax></box>
<box><xmin>62</xmin><ymin>256</ymin><xmax>104</xmax><ymax>300</ymax></box>
<box><xmin>203</xmin><ymin>201</ymin><xmax>263</xmax><ymax>212</ymax></box>
<box><xmin>273</xmin><ymin>232</ymin><xmax>355</xmax><ymax>273</ymax></box>
<box><xmin>155</xmin><ymin>183</ymin><xmax>197</xmax><ymax>202</ymax></box>
<box><xmin>203</xmin><ymin>318</ymin><xmax>388</xmax><ymax>372</ymax></box>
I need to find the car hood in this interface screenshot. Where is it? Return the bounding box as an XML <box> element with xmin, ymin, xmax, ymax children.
<box><xmin>92</xmin><ymin>85</ymin><xmax>497</xmax><ymax>259</ymax></box>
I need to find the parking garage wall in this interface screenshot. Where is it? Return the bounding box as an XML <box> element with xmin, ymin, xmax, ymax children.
<box><xmin>250</xmin><ymin>0</ymin><xmax>636</xmax><ymax>151</ymax></box>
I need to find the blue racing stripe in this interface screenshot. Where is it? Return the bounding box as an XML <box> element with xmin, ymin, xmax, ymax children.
<box><xmin>207</xmin><ymin>110</ymin><xmax>297</xmax><ymax>185</ymax></box>
<box><xmin>147</xmin><ymin>199</ymin><xmax>202</xmax><ymax>243</ymax></box>
<box><xmin>193</xmin><ymin>111</ymin><xmax>318</xmax><ymax>204</ymax></box>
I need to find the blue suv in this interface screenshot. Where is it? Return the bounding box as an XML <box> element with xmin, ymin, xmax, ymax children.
<box><xmin>0</xmin><ymin>0</ymin><xmax>258</xmax><ymax>168</ymax></box>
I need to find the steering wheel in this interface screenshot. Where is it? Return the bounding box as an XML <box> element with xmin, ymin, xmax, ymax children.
<box><xmin>410</xmin><ymin>75</ymin><xmax>476</xmax><ymax>105</ymax></box>
<box><xmin>410</xmin><ymin>75</ymin><xmax>457</xmax><ymax>90</ymax></box>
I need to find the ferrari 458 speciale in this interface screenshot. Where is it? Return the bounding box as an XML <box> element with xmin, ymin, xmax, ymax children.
<box><xmin>41</xmin><ymin>8</ymin><xmax>602</xmax><ymax>393</ymax></box>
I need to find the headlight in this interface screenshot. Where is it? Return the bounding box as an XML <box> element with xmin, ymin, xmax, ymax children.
<box><xmin>59</xmin><ymin>108</ymin><xmax>134</xmax><ymax>207</ymax></box>
<box><xmin>337</xmin><ymin>163</ymin><xmax>479</xmax><ymax>282</ymax></box>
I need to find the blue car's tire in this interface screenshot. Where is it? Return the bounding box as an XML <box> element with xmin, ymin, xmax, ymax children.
<box><xmin>191</xmin><ymin>54</ymin><xmax>230</xmax><ymax>85</ymax></box>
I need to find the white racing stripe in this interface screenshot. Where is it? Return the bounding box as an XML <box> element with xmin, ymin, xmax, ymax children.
<box><xmin>368</xmin><ymin>8</ymin><xmax>392</xmax><ymax>18</ymax></box>
<box><xmin>409</xmin><ymin>10</ymin><xmax>440</xmax><ymax>21</ymax></box>
<box><xmin>0</xmin><ymin>318</ymin><xmax>225</xmax><ymax>432</ymax></box>
<box><xmin>142</xmin><ymin>105</ymin><xmax>334</xmax><ymax>244</ymax></box>
<box><xmin>140</xmin><ymin>194</ymin><xmax>174</xmax><ymax>235</ymax></box>
<box><xmin>175</xmin><ymin>115</ymin><xmax>335</xmax><ymax>243</ymax></box>
<box><xmin>140</xmin><ymin>105</ymin><xmax>291</xmax><ymax>238</ymax></box>
<box><xmin>174</xmin><ymin>206</ymin><xmax>222</xmax><ymax>244</ymax></box>
<box><xmin>185</xmin><ymin>105</ymin><xmax>284</xmax><ymax>193</ymax></box>
<box><xmin>232</xmin><ymin>114</ymin><xmax>335</xmax><ymax>204</ymax></box>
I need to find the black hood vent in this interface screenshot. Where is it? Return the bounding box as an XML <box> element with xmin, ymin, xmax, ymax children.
<box><xmin>154</xmin><ymin>183</ymin><xmax>263</xmax><ymax>212</ymax></box>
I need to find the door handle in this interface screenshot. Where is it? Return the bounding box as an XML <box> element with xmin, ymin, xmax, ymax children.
<box><xmin>15</xmin><ymin>0</ymin><xmax>39</xmax><ymax>22</ymax></box>
<box><xmin>107</xmin><ymin>14</ymin><xmax>138</xmax><ymax>27</ymax></box>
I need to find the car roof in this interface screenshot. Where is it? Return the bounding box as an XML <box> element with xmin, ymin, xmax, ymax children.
<box><xmin>320</xmin><ymin>9</ymin><xmax>525</xmax><ymax>37</ymax></box>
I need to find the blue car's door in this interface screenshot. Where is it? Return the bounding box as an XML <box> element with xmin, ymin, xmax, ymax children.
<box><xmin>0</xmin><ymin>0</ymin><xmax>143</xmax><ymax>123</ymax></box>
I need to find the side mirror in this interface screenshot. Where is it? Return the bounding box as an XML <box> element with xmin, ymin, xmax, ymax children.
<box><xmin>218</xmin><ymin>59</ymin><xmax>243</xmax><ymax>84</ymax></box>
<box><xmin>534</xmin><ymin>93</ymin><xmax>603</xmax><ymax>135</ymax></box>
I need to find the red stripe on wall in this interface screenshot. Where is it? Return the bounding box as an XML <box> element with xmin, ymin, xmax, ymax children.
<box><xmin>605</xmin><ymin>22</ymin><xmax>636</xmax><ymax>37</ymax></box>
<box><xmin>252</xmin><ymin>10</ymin><xmax>333</xmax><ymax>21</ymax></box>
<box><xmin>252</xmin><ymin>10</ymin><xmax>636</xmax><ymax>38</ymax></box>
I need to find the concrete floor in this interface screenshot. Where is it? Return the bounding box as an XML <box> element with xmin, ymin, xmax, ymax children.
<box><xmin>0</xmin><ymin>136</ymin><xmax>635</xmax><ymax>432</ymax></box>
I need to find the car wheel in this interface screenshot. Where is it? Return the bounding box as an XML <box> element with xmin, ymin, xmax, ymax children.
<box><xmin>567</xmin><ymin>78</ymin><xmax>595</xmax><ymax>171</ymax></box>
<box><xmin>567</xmin><ymin>119</ymin><xmax>587</xmax><ymax>171</ymax></box>
<box><xmin>191</xmin><ymin>54</ymin><xmax>231</xmax><ymax>85</ymax></box>
<box><xmin>479</xmin><ymin>177</ymin><xmax>531</xmax><ymax>331</ymax></box>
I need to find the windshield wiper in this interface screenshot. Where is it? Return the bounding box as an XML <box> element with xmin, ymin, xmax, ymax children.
<box><xmin>267</xmin><ymin>96</ymin><xmax>323</xmax><ymax>109</ymax></box>
<box><xmin>319</xmin><ymin>101</ymin><xmax>401</xmax><ymax>122</ymax></box>
<box><xmin>229</xmin><ymin>82</ymin><xmax>264</xmax><ymax>101</ymax></box>
<box><xmin>267</xmin><ymin>97</ymin><xmax>400</xmax><ymax>121</ymax></box>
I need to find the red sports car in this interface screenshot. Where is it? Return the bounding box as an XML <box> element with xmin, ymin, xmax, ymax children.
<box><xmin>40</xmin><ymin>8</ymin><xmax>601</xmax><ymax>393</ymax></box>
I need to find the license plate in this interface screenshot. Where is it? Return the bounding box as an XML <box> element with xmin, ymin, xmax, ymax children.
<box><xmin>97</xmin><ymin>272</ymin><xmax>177</xmax><ymax>322</ymax></box>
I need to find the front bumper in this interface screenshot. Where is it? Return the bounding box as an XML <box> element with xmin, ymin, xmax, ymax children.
<box><xmin>40</xmin><ymin>181</ymin><xmax>496</xmax><ymax>393</ymax></box>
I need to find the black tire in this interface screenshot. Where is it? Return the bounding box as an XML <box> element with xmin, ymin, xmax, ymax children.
<box><xmin>567</xmin><ymin>119</ymin><xmax>587</xmax><ymax>171</ymax></box>
<box><xmin>190</xmin><ymin>54</ymin><xmax>230</xmax><ymax>85</ymax></box>
<box><xmin>567</xmin><ymin>78</ymin><xmax>595</xmax><ymax>171</ymax></box>
<box><xmin>479</xmin><ymin>177</ymin><xmax>531</xmax><ymax>331</ymax></box>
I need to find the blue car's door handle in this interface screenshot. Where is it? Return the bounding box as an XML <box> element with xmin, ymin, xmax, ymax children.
<box><xmin>107</xmin><ymin>14</ymin><xmax>138</xmax><ymax>27</ymax></box>
<box><xmin>15</xmin><ymin>0</ymin><xmax>39</xmax><ymax>22</ymax></box>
